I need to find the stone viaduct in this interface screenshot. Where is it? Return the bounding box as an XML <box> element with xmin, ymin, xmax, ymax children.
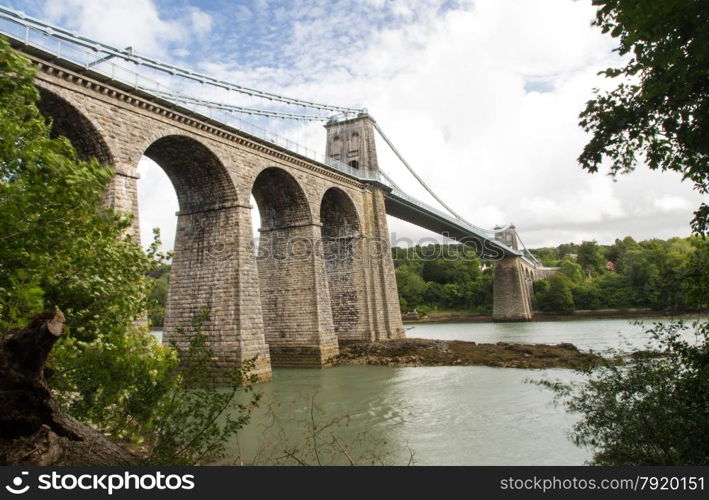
<box><xmin>25</xmin><ymin>51</ymin><xmax>404</xmax><ymax>382</ymax></box>
<box><xmin>15</xmin><ymin>44</ymin><xmax>551</xmax><ymax>382</ymax></box>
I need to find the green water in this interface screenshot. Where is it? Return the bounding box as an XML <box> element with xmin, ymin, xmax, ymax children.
<box><xmin>218</xmin><ymin>318</ymin><xmax>684</xmax><ymax>465</ymax></box>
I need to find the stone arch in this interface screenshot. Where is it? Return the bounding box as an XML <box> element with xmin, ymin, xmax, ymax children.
<box><xmin>37</xmin><ymin>87</ymin><xmax>114</xmax><ymax>164</ymax></box>
<box><xmin>251</xmin><ymin>167</ymin><xmax>338</xmax><ymax>366</ymax></box>
<box><xmin>320</xmin><ymin>187</ymin><xmax>363</xmax><ymax>340</ymax></box>
<box><xmin>143</xmin><ymin>135</ymin><xmax>238</xmax><ymax>214</ymax></box>
<box><xmin>320</xmin><ymin>187</ymin><xmax>360</xmax><ymax>240</ymax></box>
<box><xmin>251</xmin><ymin>167</ymin><xmax>312</xmax><ymax>230</ymax></box>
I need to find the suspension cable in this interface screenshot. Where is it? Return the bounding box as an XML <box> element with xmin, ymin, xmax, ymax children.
<box><xmin>516</xmin><ymin>233</ymin><xmax>542</xmax><ymax>267</ymax></box>
<box><xmin>371</xmin><ymin>120</ymin><xmax>468</xmax><ymax>223</ymax></box>
<box><xmin>0</xmin><ymin>6</ymin><xmax>363</xmax><ymax>114</ymax></box>
<box><xmin>378</xmin><ymin>168</ymin><xmax>403</xmax><ymax>191</ymax></box>
<box><xmin>148</xmin><ymin>89</ymin><xmax>332</xmax><ymax>121</ymax></box>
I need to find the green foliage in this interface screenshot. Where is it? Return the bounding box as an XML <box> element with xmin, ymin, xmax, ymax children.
<box><xmin>577</xmin><ymin>241</ymin><xmax>606</xmax><ymax>276</ymax></box>
<box><xmin>420</xmin><ymin>247</ymin><xmax>481</xmax><ymax>285</ymax></box>
<box><xmin>683</xmin><ymin>242</ymin><xmax>709</xmax><ymax>310</ymax></box>
<box><xmin>559</xmin><ymin>260</ymin><xmax>584</xmax><ymax>283</ymax></box>
<box><xmin>536</xmin><ymin>274</ymin><xmax>575</xmax><ymax>314</ymax></box>
<box><xmin>147</xmin><ymin>311</ymin><xmax>260</xmax><ymax>465</ymax></box>
<box><xmin>148</xmin><ymin>261</ymin><xmax>171</xmax><ymax>327</ymax></box>
<box><xmin>0</xmin><ymin>35</ymin><xmax>151</xmax><ymax>338</ymax></box>
<box><xmin>51</xmin><ymin>326</ymin><xmax>178</xmax><ymax>442</ymax></box>
<box><xmin>392</xmin><ymin>236</ymin><xmax>706</xmax><ymax>314</ymax></box>
<box><xmin>570</xmin><ymin>280</ymin><xmax>603</xmax><ymax>310</ymax></box>
<box><xmin>393</xmin><ymin>244</ymin><xmax>490</xmax><ymax>313</ymax></box>
<box><xmin>0</xmin><ymin>37</ymin><xmax>257</xmax><ymax>465</ymax></box>
<box><xmin>544</xmin><ymin>320</ymin><xmax>709</xmax><ymax>465</ymax></box>
<box><xmin>395</xmin><ymin>267</ymin><xmax>426</xmax><ymax>311</ymax></box>
<box><xmin>595</xmin><ymin>272</ymin><xmax>639</xmax><ymax>308</ymax></box>
<box><xmin>578</xmin><ymin>0</ymin><xmax>709</xmax><ymax>234</ymax></box>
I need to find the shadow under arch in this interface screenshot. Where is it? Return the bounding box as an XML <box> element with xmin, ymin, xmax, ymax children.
<box><xmin>320</xmin><ymin>187</ymin><xmax>364</xmax><ymax>341</ymax></box>
<box><xmin>37</xmin><ymin>87</ymin><xmax>115</xmax><ymax>164</ymax></box>
<box><xmin>144</xmin><ymin>134</ymin><xmax>238</xmax><ymax>214</ymax></box>
<box><xmin>251</xmin><ymin>166</ymin><xmax>312</xmax><ymax>230</ymax></box>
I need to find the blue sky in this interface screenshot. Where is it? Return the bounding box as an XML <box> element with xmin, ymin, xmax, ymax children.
<box><xmin>3</xmin><ymin>0</ymin><xmax>705</xmax><ymax>250</ymax></box>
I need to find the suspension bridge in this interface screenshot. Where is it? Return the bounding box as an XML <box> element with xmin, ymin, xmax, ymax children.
<box><xmin>0</xmin><ymin>6</ymin><xmax>556</xmax><ymax>380</ymax></box>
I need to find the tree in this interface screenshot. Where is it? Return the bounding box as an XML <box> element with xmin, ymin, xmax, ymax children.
<box><xmin>0</xmin><ymin>311</ymin><xmax>139</xmax><ymax>465</ymax></box>
<box><xmin>595</xmin><ymin>272</ymin><xmax>638</xmax><ymax>308</ymax></box>
<box><xmin>148</xmin><ymin>261</ymin><xmax>171</xmax><ymax>327</ymax></box>
<box><xmin>0</xmin><ymin>37</ymin><xmax>257</xmax><ymax>464</ymax></box>
<box><xmin>544</xmin><ymin>320</ymin><xmax>708</xmax><ymax>465</ymax></box>
<box><xmin>0</xmin><ymin>35</ymin><xmax>151</xmax><ymax>337</ymax></box>
<box><xmin>683</xmin><ymin>240</ymin><xmax>709</xmax><ymax>310</ymax></box>
<box><xmin>0</xmin><ymin>35</ymin><xmax>170</xmax><ymax>437</ymax></box>
<box><xmin>577</xmin><ymin>241</ymin><xmax>606</xmax><ymax>276</ymax></box>
<box><xmin>420</xmin><ymin>248</ymin><xmax>481</xmax><ymax>285</ymax></box>
<box><xmin>559</xmin><ymin>259</ymin><xmax>584</xmax><ymax>283</ymax></box>
<box><xmin>394</xmin><ymin>268</ymin><xmax>426</xmax><ymax>311</ymax></box>
<box><xmin>578</xmin><ymin>0</ymin><xmax>709</xmax><ymax>234</ymax></box>
<box><xmin>537</xmin><ymin>274</ymin><xmax>575</xmax><ymax>314</ymax></box>
<box><xmin>571</xmin><ymin>280</ymin><xmax>603</xmax><ymax>310</ymax></box>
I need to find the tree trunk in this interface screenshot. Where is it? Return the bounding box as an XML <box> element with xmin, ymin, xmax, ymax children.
<box><xmin>0</xmin><ymin>310</ymin><xmax>138</xmax><ymax>465</ymax></box>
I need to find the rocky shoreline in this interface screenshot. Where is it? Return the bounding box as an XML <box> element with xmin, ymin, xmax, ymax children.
<box><xmin>336</xmin><ymin>338</ymin><xmax>605</xmax><ymax>369</ymax></box>
<box><xmin>401</xmin><ymin>308</ymin><xmax>698</xmax><ymax>324</ymax></box>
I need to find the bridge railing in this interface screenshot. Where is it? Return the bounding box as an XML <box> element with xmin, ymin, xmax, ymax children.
<box><xmin>0</xmin><ymin>7</ymin><xmax>383</xmax><ymax>184</ymax></box>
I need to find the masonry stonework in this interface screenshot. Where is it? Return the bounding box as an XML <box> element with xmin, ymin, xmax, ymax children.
<box><xmin>492</xmin><ymin>256</ymin><xmax>533</xmax><ymax>321</ymax></box>
<box><xmin>28</xmin><ymin>51</ymin><xmax>405</xmax><ymax>381</ymax></box>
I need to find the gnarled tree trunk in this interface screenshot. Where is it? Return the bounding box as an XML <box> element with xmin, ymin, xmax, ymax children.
<box><xmin>0</xmin><ymin>310</ymin><xmax>138</xmax><ymax>465</ymax></box>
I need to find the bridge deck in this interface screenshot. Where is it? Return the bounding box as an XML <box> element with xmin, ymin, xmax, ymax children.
<box><xmin>384</xmin><ymin>188</ymin><xmax>520</xmax><ymax>260</ymax></box>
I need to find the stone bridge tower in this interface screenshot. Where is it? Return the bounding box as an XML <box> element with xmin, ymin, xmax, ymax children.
<box><xmin>323</xmin><ymin>113</ymin><xmax>404</xmax><ymax>341</ymax></box>
<box><xmin>325</xmin><ymin>112</ymin><xmax>379</xmax><ymax>173</ymax></box>
<box><xmin>492</xmin><ymin>225</ymin><xmax>534</xmax><ymax>321</ymax></box>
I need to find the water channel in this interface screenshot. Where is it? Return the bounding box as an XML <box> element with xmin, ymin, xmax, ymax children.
<box><xmin>208</xmin><ymin>317</ymin><xmax>685</xmax><ymax>465</ymax></box>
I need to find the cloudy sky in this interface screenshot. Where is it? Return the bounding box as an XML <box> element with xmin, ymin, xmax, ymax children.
<box><xmin>5</xmin><ymin>0</ymin><xmax>705</xmax><ymax>250</ymax></box>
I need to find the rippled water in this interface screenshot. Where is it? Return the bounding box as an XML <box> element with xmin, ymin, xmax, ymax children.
<box><xmin>152</xmin><ymin>317</ymin><xmax>700</xmax><ymax>465</ymax></box>
<box><xmin>224</xmin><ymin>364</ymin><xmax>585</xmax><ymax>465</ymax></box>
<box><xmin>217</xmin><ymin>317</ymin><xmax>696</xmax><ymax>465</ymax></box>
<box><xmin>407</xmin><ymin>317</ymin><xmax>671</xmax><ymax>353</ymax></box>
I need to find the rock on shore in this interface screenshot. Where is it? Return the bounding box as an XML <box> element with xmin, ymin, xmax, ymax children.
<box><xmin>336</xmin><ymin>338</ymin><xmax>604</xmax><ymax>369</ymax></box>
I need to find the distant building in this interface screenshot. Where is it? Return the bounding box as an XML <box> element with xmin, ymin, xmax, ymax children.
<box><xmin>606</xmin><ymin>261</ymin><xmax>616</xmax><ymax>272</ymax></box>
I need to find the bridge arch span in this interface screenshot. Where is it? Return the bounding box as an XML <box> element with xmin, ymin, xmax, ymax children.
<box><xmin>143</xmin><ymin>134</ymin><xmax>238</xmax><ymax>214</ymax></box>
<box><xmin>37</xmin><ymin>86</ymin><xmax>115</xmax><ymax>165</ymax></box>
<box><xmin>251</xmin><ymin>167</ymin><xmax>338</xmax><ymax>367</ymax></box>
<box><xmin>22</xmin><ymin>52</ymin><xmax>406</xmax><ymax>377</ymax></box>
<box><xmin>319</xmin><ymin>187</ymin><xmax>366</xmax><ymax>341</ymax></box>
<box><xmin>251</xmin><ymin>166</ymin><xmax>313</xmax><ymax>230</ymax></box>
<box><xmin>144</xmin><ymin>135</ymin><xmax>271</xmax><ymax>379</ymax></box>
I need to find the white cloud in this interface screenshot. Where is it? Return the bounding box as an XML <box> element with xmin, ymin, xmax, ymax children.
<box><xmin>653</xmin><ymin>194</ymin><xmax>693</xmax><ymax>214</ymax></box>
<box><xmin>29</xmin><ymin>0</ymin><xmax>703</xmax><ymax>250</ymax></box>
<box><xmin>187</xmin><ymin>6</ymin><xmax>213</xmax><ymax>36</ymax></box>
<box><xmin>42</xmin><ymin>0</ymin><xmax>212</xmax><ymax>58</ymax></box>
